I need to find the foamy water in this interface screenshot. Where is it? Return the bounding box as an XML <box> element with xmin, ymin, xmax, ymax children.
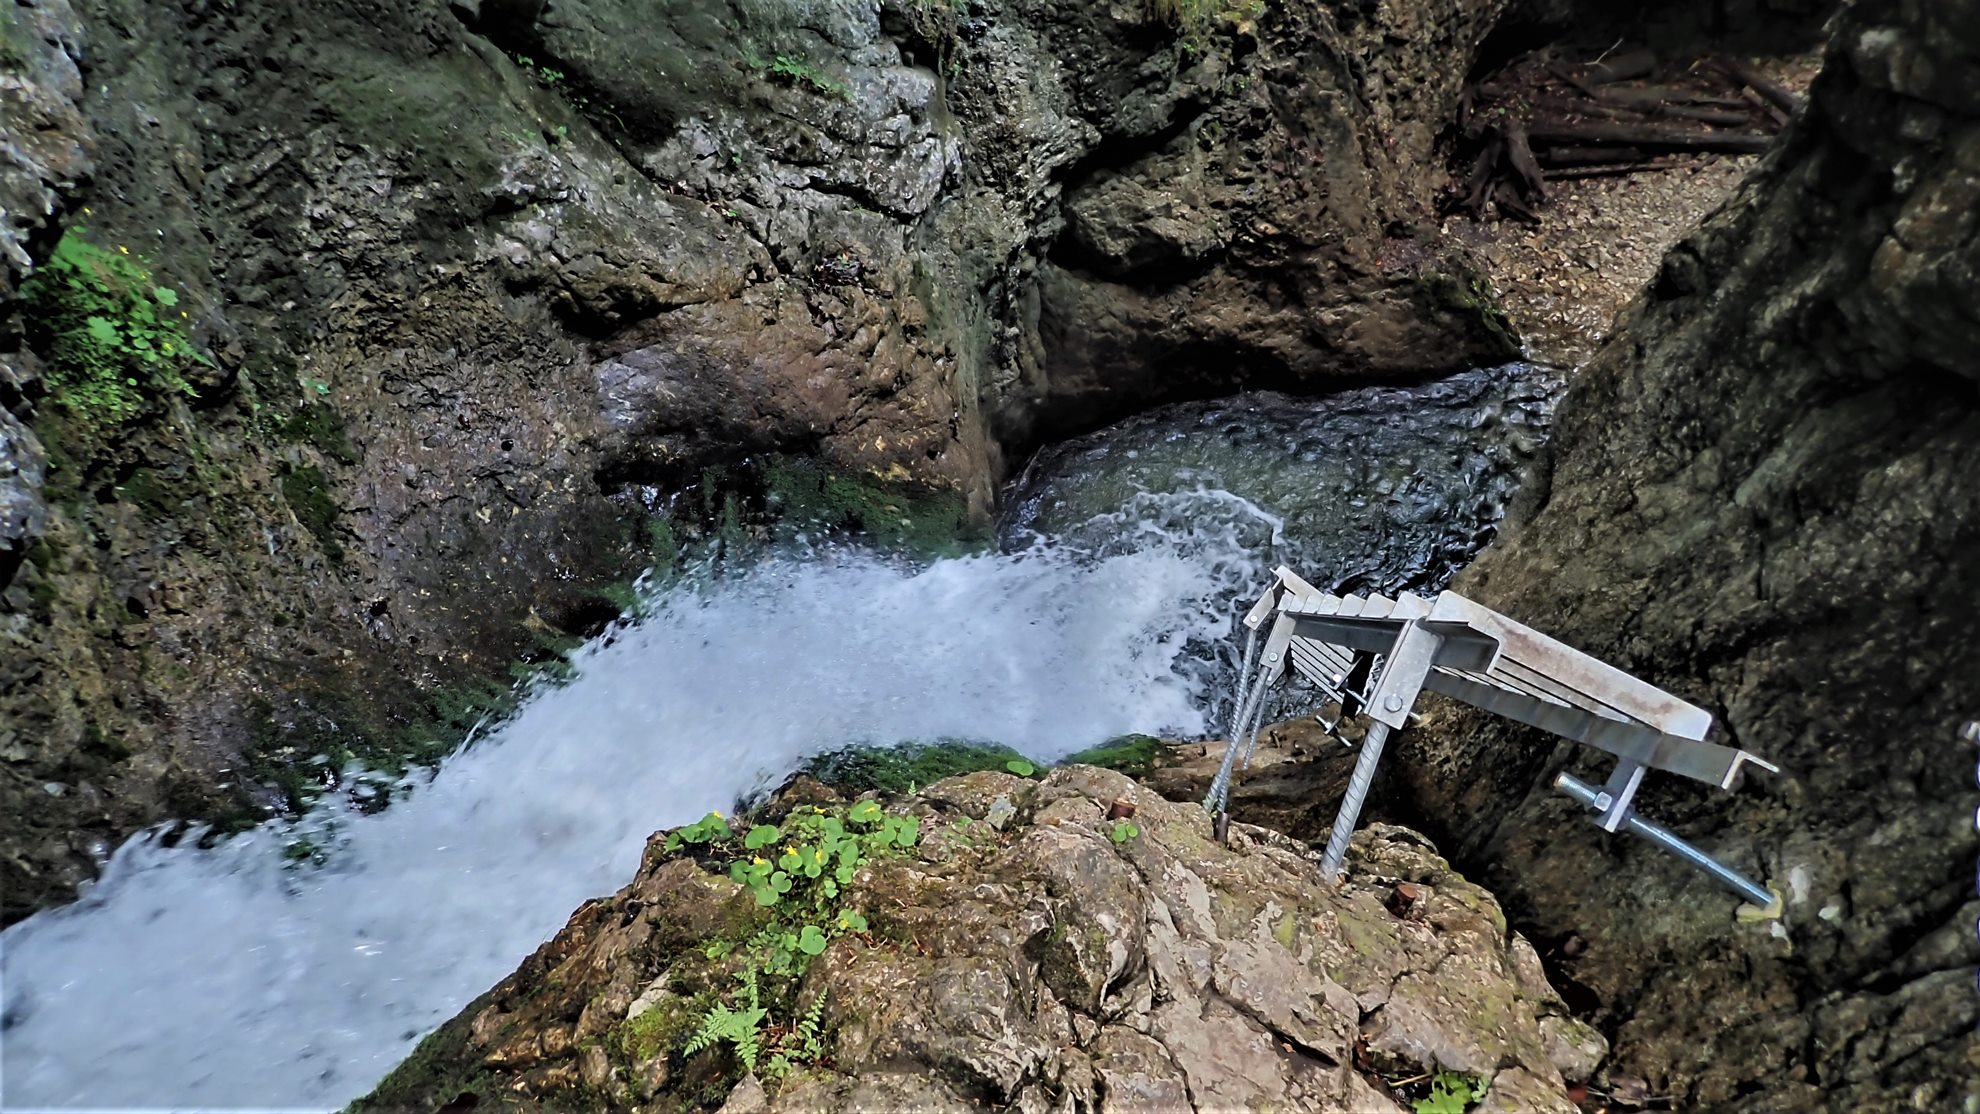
<box><xmin>0</xmin><ymin>527</ymin><xmax>1262</xmax><ymax>1111</ymax></box>
<box><xmin>0</xmin><ymin>366</ymin><xmax>1561</xmax><ymax>1110</ymax></box>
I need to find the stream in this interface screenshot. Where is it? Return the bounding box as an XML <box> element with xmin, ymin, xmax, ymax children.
<box><xmin>0</xmin><ymin>362</ymin><xmax>1559</xmax><ymax>1110</ymax></box>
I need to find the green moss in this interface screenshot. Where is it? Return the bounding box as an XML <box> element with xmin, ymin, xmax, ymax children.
<box><xmin>761</xmin><ymin>456</ymin><xmax>983</xmax><ymax>558</ymax></box>
<box><xmin>800</xmin><ymin>739</ymin><xmax>1029</xmax><ymax>794</ymax></box>
<box><xmin>278</xmin><ymin>401</ymin><xmax>360</xmax><ymax>464</ymax></box>
<box><xmin>346</xmin><ymin>1000</ymin><xmax>494</xmax><ymax>1113</ymax></box>
<box><xmin>1273</xmin><ymin>911</ymin><xmax>1298</xmax><ymax>951</ymax></box>
<box><xmin>1414</xmin><ymin>268</ymin><xmax>1521</xmax><ymax>360</ymax></box>
<box><xmin>614</xmin><ymin>996</ymin><xmax>699</xmax><ymax>1067</ymax></box>
<box><xmin>280</xmin><ymin>463</ymin><xmax>344</xmax><ymax>562</ymax></box>
<box><xmin>1061</xmin><ymin>734</ymin><xmax>1165</xmax><ymax>778</ymax></box>
<box><xmin>113</xmin><ymin>467</ymin><xmax>183</xmax><ymax>523</ymax></box>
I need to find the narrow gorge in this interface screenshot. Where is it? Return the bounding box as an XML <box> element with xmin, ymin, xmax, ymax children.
<box><xmin>0</xmin><ymin>0</ymin><xmax>1973</xmax><ymax>1111</ymax></box>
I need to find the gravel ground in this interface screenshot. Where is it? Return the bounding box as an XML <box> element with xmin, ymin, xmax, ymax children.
<box><xmin>1445</xmin><ymin>52</ymin><xmax>1822</xmax><ymax>368</ymax></box>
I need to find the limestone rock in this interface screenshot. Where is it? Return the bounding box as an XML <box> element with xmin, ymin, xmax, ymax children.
<box><xmin>0</xmin><ymin>406</ymin><xmax>45</xmax><ymax>556</ymax></box>
<box><xmin>0</xmin><ymin>0</ymin><xmax>1526</xmax><ymax>922</ymax></box>
<box><xmin>0</xmin><ymin>0</ymin><xmax>93</xmax><ymax>300</ymax></box>
<box><xmin>354</xmin><ymin>767</ymin><xmax>1599</xmax><ymax>1112</ymax></box>
<box><xmin>1395</xmin><ymin>0</ymin><xmax>1980</xmax><ymax>1108</ymax></box>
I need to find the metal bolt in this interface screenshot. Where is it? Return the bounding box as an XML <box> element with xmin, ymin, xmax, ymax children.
<box><xmin>1384</xmin><ymin>695</ymin><xmax>1404</xmax><ymax>712</ymax></box>
<box><xmin>1267</xmin><ymin>653</ymin><xmax>1280</xmax><ymax>663</ymax></box>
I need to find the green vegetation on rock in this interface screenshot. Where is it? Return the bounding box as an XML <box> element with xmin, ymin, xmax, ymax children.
<box><xmin>1414</xmin><ymin>267</ymin><xmax>1521</xmax><ymax>360</ymax></box>
<box><xmin>1412</xmin><ymin>1071</ymin><xmax>1486</xmax><ymax>1113</ymax></box>
<box><xmin>1062</xmin><ymin>733</ymin><xmax>1164</xmax><ymax>777</ymax></box>
<box><xmin>651</xmin><ymin>799</ymin><xmax>915</xmax><ymax>1082</ymax></box>
<box><xmin>279</xmin><ymin>463</ymin><xmax>344</xmax><ymax>562</ymax></box>
<box><xmin>800</xmin><ymin>740</ymin><xmax>1030</xmax><ymax>794</ymax></box>
<box><xmin>19</xmin><ymin>230</ymin><xmax>207</xmax><ymax>437</ymax></box>
<box><xmin>760</xmin><ymin>455</ymin><xmax>983</xmax><ymax>557</ymax></box>
<box><xmin>800</xmin><ymin>734</ymin><xmax>1168</xmax><ymax>797</ymax></box>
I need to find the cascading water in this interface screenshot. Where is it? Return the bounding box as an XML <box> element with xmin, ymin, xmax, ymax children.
<box><xmin>0</xmin><ymin>363</ymin><xmax>1559</xmax><ymax>1111</ymax></box>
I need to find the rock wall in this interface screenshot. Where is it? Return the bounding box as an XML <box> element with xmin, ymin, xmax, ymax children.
<box><xmin>0</xmin><ymin>0</ymin><xmax>1517</xmax><ymax>923</ymax></box>
<box><xmin>1394</xmin><ymin>0</ymin><xmax>1980</xmax><ymax>1108</ymax></box>
<box><xmin>356</xmin><ymin>767</ymin><xmax>1606</xmax><ymax>1112</ymax></box>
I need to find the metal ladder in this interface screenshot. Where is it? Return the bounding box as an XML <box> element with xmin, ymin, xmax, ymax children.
<box><xmin>1206</xmin><ymin>567</ymin><xmax>1779</xmax><ymax>908</ymax></box>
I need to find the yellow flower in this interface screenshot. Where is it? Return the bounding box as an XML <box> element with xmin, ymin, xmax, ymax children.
<box><xmin>813</xmin><ymin>806</ymin><xmax>826</xmax><ymax>813</ymax></box>
<box><xmin>784</xmin><ymin>845</ymin><xmax>797</xmax><ymax>856</ymax></box>
<box><xmin>752</xmin><ymin>856</ymin><xmax>767</xmax><ymax>866</ymax></box>
<box><xmin>118</xmin><ymin>245</ymin><xmax>130</xmax><ymax>255</ymax></box>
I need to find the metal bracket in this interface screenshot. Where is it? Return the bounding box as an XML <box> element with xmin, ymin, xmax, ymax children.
<box><xmin>1592</xmin><ymin>757</ymin><xmax>1647</xmax><ymax>833</ymax></box>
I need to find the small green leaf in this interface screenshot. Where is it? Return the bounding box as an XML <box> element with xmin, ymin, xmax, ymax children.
<box><xmin>772</xmin><ymin>871</ymin><xmax>793</xmax><ymax>893</ymax></box>
<box><xmin>85</xmin><ymin>316</ymin><xmax>119</xmax><ymax>344</ymax></box>
<box><xmin>797</xmin><ymin>925</ymin><xmax>828</xmax><ymax>955</ymax></box>
<box><xmin>848</xmin><ymin>800</ymin><xmax>883</xmax><ymax>824</ymax></box>
<box><xmin>745</xmin><ymin>824</ymin><xmax>781</xmax><ymax>849</ymax></box>
<box><xmin>752</xmin><ymin>885</ymin><xmax>779</xmax><ymax>907</ymax></box>
<box><xmin>1005</xmin><ymin>758</ymin><xmax>1036</xmax><ymax>777</ymax></box>
<box><xmin>153</xmin><ymin>286</ymin><xmax>179</xmax><ymax>306</ymax></box>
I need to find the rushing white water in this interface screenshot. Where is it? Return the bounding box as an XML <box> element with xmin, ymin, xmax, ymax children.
<box><xmin>0</xmin><ymin>366</ymin><xmax>1562</xmax><ymax>1111</ymax></box>
<box><xmin>0</xmin><ymin>522</ymin><xmax>1265</xmax><ymax>1111</ymax></box>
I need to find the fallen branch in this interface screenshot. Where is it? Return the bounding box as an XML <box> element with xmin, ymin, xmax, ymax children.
<box><xmin>1714</xmin><ymin>57</ymin><xmax>1802</xmax><ymax>115</ymax></box>
<box><xmin>1582</xmin><ymin>48</ymin><xmax>1656</xmax><ymax>84</ymax></box>
<box><xmin>1594</xmin><ymin>85</ymin><xmax>1750</xmax><ymax>110</ymax></box>
<box><xmin>1526</xmin><ymin>118</ymin><xmax>1775</xmax><ymax>154</ymax></box>
<box><xmin>1537</xmin><ymin>144</ymin><xmax>1649</xmax><ymax>167</ymax></box>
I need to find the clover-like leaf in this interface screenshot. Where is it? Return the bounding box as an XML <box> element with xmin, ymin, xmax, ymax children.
<box><xmin>153</xmin><ymin>285</ymin><xmax>179</xmax><ymax>307</ymax></box>
<box><xmin>798</xmin><ymin>925</ymin><xmax>828</xmax><ymax>955</ymax></box>
<box><xmin>1005</xmin><ymin>758</ymin><xmax>1036</xmax><ymax>777</ymax></box>
<box><xmin>745</xmin><ymin>824</ymin><xmax>782</xmax><ymax>849</ymax></box>
<box><xmin>848</xmin><ymin>799</ymin><xmax>883</xmax><ymax>824</ymax></box>
<box><xmin>752</xmin><ymin>885</ymin><xmax>779</xmax><ymax>907</ymax></box>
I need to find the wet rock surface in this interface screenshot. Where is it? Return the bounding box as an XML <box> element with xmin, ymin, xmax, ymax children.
<box><xmin>0</xmin><ymin>0</ymin><xmax>1526</xmax><ymax>923</ymax></box>
<box><xmin>355</xmin><ymin>766</ymin><xmax>1602</xmax><ymax>1113</ymax></box>
<box><xmin>1393</xmin><ymin>0</ymin><xmax>1980</xmax><ymax>1108</ymax></box>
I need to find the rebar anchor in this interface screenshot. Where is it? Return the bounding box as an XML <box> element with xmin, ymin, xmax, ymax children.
<box><xmin>1209</xmin><ymin>567</ymin><xmax>1781</xmax><ymax>908</ymax></box>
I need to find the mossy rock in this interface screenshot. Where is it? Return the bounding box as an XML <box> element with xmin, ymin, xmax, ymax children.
<box><xmin>759</xmin><ymin>456</ymin><xmax>984</xmax><ymax>558</ymax></box>
<box><xmin>1060</xmin><ymin>734</ymin><xmax>1165</xmax><ymax>778</ymax></box>
<box><xmin>798</xmin><ymin>739</ymin><xmax>1031</xmax><ymax>794</ymax></box>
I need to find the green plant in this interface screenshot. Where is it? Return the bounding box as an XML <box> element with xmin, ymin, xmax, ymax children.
<box><xmin>684</xmin><ymin>967</ymin><xmax>770</xmax><ymax>1073</ymax></box>
<box><xmin>20</xmin><ymin>230</ymin><xmax>207</xmax><ymax>435</ymax></box>
<box><xmin>671</xmin><ymin>799</ymin><xmax>920</xmax><ymax>1080</ymax></box>
<box><xmin>767</xmin><ymin>54</ymin><xmax>852</xmax><ymax>99</ymax></box>
<box><xmin>1413</xmin><ymin>1072</ymin><xmax>1485</xmax><ymax>1114</ymax></box>
<box><xmin>1004</xmin><ymin>758</ymin><xmax>1037</xmax><ymax>778</ymax></box>
<box><xmin>1109</xmin><ymin>820</ymin><xmax>1140</xmax><ymax>844</ymax></box>
<box><xmin>665</xmin><ymin>811</ymin><xmax>735</xmax><ymax>851</ymax></box>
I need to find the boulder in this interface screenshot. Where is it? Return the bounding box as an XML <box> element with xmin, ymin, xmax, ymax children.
<box><xmin>355</xmin><ymin>766</ymin><xmax>1604</xmax><ymax>1112</ymax></box>
<box><xmin>1394</xmin><ymin>0</ymin><xmax>1980</xmax><ymax>1108</ymax></box>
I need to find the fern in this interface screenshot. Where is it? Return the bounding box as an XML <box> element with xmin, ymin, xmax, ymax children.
<box><xmin>794</xmin><ymin>991</ymin><xmax>827</xmax><ymax>1061</ymax></box>
<box><xmin>684</xmin><ymin>969</ymin><xmax>768</xmax><ymax>1072</ymax></box>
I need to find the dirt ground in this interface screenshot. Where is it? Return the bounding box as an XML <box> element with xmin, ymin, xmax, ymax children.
<box><xmin>1446</xmin><ymin>51</ymin><xmax>1822</xmax><ymax>367</ymax></box>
